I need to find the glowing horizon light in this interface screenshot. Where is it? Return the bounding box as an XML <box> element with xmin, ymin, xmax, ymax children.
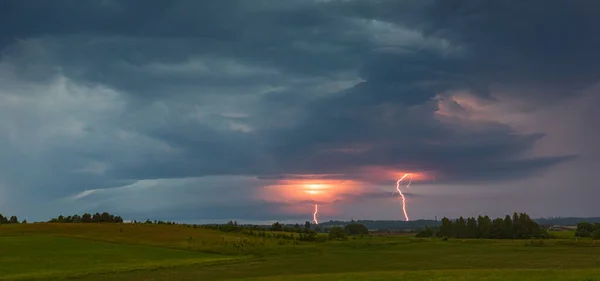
<box><xmin>304</xmin><ymin>183</ymin><xmax>327</xmax><ymax>195</ymax></box>
<box><xmin>261</xmin><ymin>178</ymin><xmax>361</xmax><ymax>203</ymax></box>
<box><xmin>258</xmin><ymin>171</ymin><xmax>426</xmax><ymax>222</ymax></box>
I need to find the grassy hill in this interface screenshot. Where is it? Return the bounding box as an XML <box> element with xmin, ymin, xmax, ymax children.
<box><xmin>1</xmin><ymin>223</ymin><xmax>600</xmax><ymax>280</ymax></box>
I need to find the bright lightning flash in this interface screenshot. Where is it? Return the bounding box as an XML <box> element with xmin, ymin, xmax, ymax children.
<box><xmin>304</xmin><ymin>184</ymin><xmax>326</xmax><ymax>224</ymax></box>
<box><xmin>394</xmin><ymin>173</ymin><xmax>413</xmax><ymax>221</ymax></box>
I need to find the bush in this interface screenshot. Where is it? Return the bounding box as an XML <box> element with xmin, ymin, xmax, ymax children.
<box><xmin>344</xmin><ymin>223</ymin><xmax>369</xmax><ymax>236</ymax></box>
<box><xmin>577</xmin><ymin>222</ymin><xmax>594</xmax><ymax>233</ymax></box>
<box><xmin>315</xmin><ymin>235</ymin><xmax>328</xmax><ymax>243</ymax></box>
<box><xmin>526</xmin><ymin>240</ymin><xmax>544</xmax><ymax>247</ymax></box>
<box><xmin>534</xmin><ymin>229</ymin><xmax>550</xmax><ymax>239</ymax></box>
<box><xmin>415</xmin><ymin>226</ymin><xmax>434</xmax><ymax>238</ymax></box>
<box><xmin>592</xmin><ymin>229</ymin><xmax>600</xmax><ymax>240</ymax></box>
<box><xmin>576</xmin><ymin>230</ymin><xmax>591</xmax><ymax>238</ymax></box>
<box><xmin>298</xmin><ymin>231</ymin><xmax>318</xmax><ymax>242</ymax></box>
<box><xmin>328</xmin><ymin>226</ymin><xmax>348</xmax><ymax>241</ymax></box>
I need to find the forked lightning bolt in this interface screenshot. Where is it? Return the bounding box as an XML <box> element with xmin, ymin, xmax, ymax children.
<box><xmin>394</xmin><ymin>173</ymin><xmax>413</xmax><ymax>221</ymax></box>
<box><xmin>313</xmin><ymin>204</ymin><xmax>319</xmax><ymax>224</ymax></box>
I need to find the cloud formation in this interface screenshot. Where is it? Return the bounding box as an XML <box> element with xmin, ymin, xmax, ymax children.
<box><xmin>0</xmin><ymin>0</ymin><xmax>598</xmax><ymax>222</ymax></box>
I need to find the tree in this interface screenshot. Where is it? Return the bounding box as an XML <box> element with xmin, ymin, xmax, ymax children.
<box><xmin>304</xmin><ymin>221</ymin><xmax>311</xmax><ymax>232</ymax></box>
<box><xmin>512</xmin><ymin>213</ymin><xmax>521</xmax><ymax>238</ymax></box>
<box><xmin>344</xmin><ymin>223</ymin><xmax>369</xmax><ymax>236</ymax></box>
<box><xmin>466</xmin><ymin>217</ymin><xmax>478</xmax><ymax>238</ymax></box>
<box><xmin>328</xmin><ymin>226</ymin><xmax>347</xmax><ymax>240</ymax></box>
<box><xmin>490</xmin><ymin>218</ymin><xmax>505</xmax><ymax>238</ymax></box>
<box><xmin>101</xmin><ymin>212</ymin><xmax>111</xmax><ymax>223</ymax></box>
<box><xmin>477</xmin><ymin>215</ymin><xmax>491</xmax><ymax>238</ymax></box>
<box><xmin>577</xmin><ymin>222</ymin><xmax>594</xmax><ymax>233</ymax></box>
<box><xmin>503</xmin><ymin>215</ymin><xmax>513</xmax><ymax>238</ymax></box>
<box><xmin>592</xmin><ymin>229</ymin><xmax>600</xmax><ymax>240</ymax></box>
<box><xmin>293</xmin><ymin>223</ymin><xmax>302</xmax><ymax>233</ymax></box>
<box><xmin>9</xmin><ymin>216</ymin><xmax>19</xmax><ymax>224</ymax></box>
<box><xmin>438</xmin><ymin>217</ymin><xmax>454</xmax><ymax>238</ymax></box>
<box><xmin>270</xmin><ymin>222</ymin><xmax>283</xmax><ymax>232</ymax></box>
<box><xmin>575</xmin><ymin>222</ymin><xmax>594</xmax><ymax>238</ymax></box>
<box><xmin>415</xmin><ymin>226</ymin><xmax>434</xmax><ymax>238</ymax></box>
<box><xmin>72</xmin><ymin>214</ymin><xmax>82</xmax><ymax>223</ymax></box>
<box><xmin>455</xmin><ymin>217</ymin><xmax>467</xmax><ymax>238</ymax></box>
<box><xmin>82</xmin><ymin>213</ymin><xmax>92</xmax><ymax>223</ymax></box>
<box><xmin>220</xmin><ymin>221</ymin><xmax>239</xmax><ymax>232</ymax></box>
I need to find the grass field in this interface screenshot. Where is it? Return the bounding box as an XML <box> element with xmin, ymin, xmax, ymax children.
<box><xmin>1</xmin><ymin>224</ymin><xmax>599</xmax><ymax>280</ymax></box>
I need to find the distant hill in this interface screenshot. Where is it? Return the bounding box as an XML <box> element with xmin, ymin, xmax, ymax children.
<box><xmin>317</xmin><ymin>219</ymin><xmax>438</xmax><ymax>232</ymax></box>
<box><xmin>534</xmin><ymin>217</ymin><xmax>600</xmax><ymax>226</ymax></box>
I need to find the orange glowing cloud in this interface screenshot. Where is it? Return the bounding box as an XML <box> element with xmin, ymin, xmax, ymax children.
<box><xmin>260</xmin><ymin>177</ymin><xmax>363</xmax><ymax>204</ymax></box>
<box><xmin>259</xmin><ymin>168</ymin><xmax>431</xmax><ymax>203</ymax></box>
<box><xmin>257</xmin><ymin>168</ymin><xmax>432</xmax><ymax>220</ymax></box>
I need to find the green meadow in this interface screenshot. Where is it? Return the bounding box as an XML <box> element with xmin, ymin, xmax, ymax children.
<box><xmin>1</xmin><ymin>224</ymin><xmax>599</xmax><ymax>280</ymax></box>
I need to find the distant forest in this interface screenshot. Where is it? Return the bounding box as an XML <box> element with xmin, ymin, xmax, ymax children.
<box><xmin>317</xmin><ymin>217</ymin><xmax>600</xmax><ymax>232</ymax></box>
<box><xmin>0</xmin><ymin>213</ymin><xmax>123</xmax><ymax>224</ymax></box>
<box><xmin>0</xmin><ymin>214</ymin><xmax>25</xmax><ymax>224</ymax></box>
<box><xmin>47</xmin><ymin>212</ymin><xmax>124</xmax><ymax>223</ymax></box>
<box><xmin>2</xmin><ymin>212</ymin><xmax>600</xmax><ymax>232</ymax></box>
<box><xmin>418</xmin><ymin>213</ymin><xmax>547</xmax><ymax>239</ymax></box>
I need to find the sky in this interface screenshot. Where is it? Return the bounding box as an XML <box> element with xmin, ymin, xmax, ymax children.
<box><xmin>1</xmin><ymin>0</ymin><xmax>599</xmax><ymax>223</ymax></box>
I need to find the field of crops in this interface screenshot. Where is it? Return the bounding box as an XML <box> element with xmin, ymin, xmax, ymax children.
<box><xmin>1</xmin><ymin>223</ymin><xmax>599</xmax><ymax>280</ymax></box>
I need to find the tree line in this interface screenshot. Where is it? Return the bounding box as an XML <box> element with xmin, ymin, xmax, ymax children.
<box><xmin>203</xmin><ymin>220</ymin><xmax>321</xmax><ymax>234</ymax></box>
<box><xmin>416</xmin><ymin>213</ymin><xmax>548</xmax><ymax>239</ymax></box>
<box><xmin>200</xmin><ymin>221</ymin><xmax>370</xmax><ymax>242</ymax></box>
<box><xmin>0</xmin><ymin>214</ymin><xmax>26</xmax><ymax>224</ymax></box>
<box><xmin>320</xmin><ymin>219</ymin><xmax>436</xmax><ymax>232</ymax></box>
<box><xmin>48</xmin><ymin>212</ymin><xmax>124</xmax><ymax>223</ymax></box>
<box><xmin>201</xmin><ymin>220</ymin><xmax>322</xmax><ymax>242</ymax></box>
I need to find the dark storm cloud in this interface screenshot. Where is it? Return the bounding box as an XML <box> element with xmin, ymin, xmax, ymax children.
<box><xmin>420</xmin><ymin>0</ymin><xmax>600</xmax><ymax>97</ymax></box>
<box><xmin>5</xmin><ymin>0</ymin><xmax>575</xmax><ymax>180</ymax></box>
<box><xmin>310</xmin><ymin>0</ymin><xmax>600</xmax><ymax>99</ymax></box>
<box><xmin>0</xmin><ymin>0</ymin><xmax>595</xmax><ymax>221</ymax></box>
<box><xmin>0</xmin><ymin>0</ymin><xmax>368</xmax><ymax>98</ymax></box>
<box><xmin>256</xmin><ymin>93</ymin><xmax>573</xmax><ymax>183</ymax></box>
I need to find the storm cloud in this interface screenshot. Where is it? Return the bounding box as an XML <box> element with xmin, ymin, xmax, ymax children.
<box><xmin>0</xmin><ymin>0</ymin><xmax>598</xmax><ymax>222</ymax></box>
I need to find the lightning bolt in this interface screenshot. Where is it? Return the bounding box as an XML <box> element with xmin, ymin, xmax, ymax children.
<box><xmin>313</xmin><ymin>204</ymin><xmax>319</xmax><ymax>224</ymax></box>
<box><xmin>394</xmin><ymin>173</ymin><xmax>412</xmax><ymax>221</ymax></box>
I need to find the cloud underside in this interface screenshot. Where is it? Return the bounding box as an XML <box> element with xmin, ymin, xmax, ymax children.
<box><xmin>1</xmin><ymin>0</ymin><xmax>598</xmax><ymax>220</ymax></box>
